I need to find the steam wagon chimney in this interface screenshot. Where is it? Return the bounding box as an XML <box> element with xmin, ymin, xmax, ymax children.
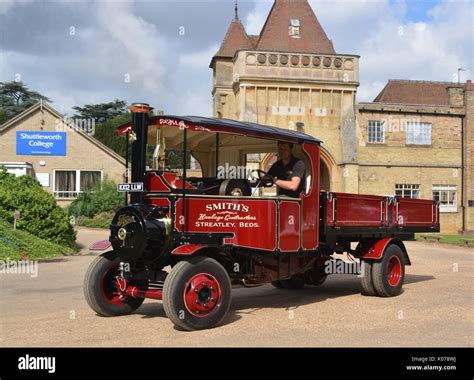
<box><xmin>129</xmin><ymin>103</ymin><xmax>152</xmax><ymax>204</ymax></box>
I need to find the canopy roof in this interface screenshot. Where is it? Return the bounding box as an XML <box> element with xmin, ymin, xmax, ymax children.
<box><xmin>118</xmin><ymin>115</ymin><xmax>321</xmax><ymax>145</ymax></box>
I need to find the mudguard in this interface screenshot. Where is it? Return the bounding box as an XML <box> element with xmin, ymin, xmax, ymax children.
<box><xmin>356</xmin><ymin>237</ymin><xmax>411</xmax><ymax>265</ymax></box>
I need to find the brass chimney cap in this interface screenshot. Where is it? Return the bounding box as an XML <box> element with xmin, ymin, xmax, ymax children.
<box><xmin>129</xmin><ymin>103</ymin><xmax>153</xmax><ymax>113</ymax></box>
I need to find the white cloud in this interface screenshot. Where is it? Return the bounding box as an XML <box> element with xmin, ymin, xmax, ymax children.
<box><xmin>179</xmin><ymin>44</ymin><xmax>219</xmax><ymax>67</ymax></box>
<box><xmin>0</xmin><ymin>0</ymin><xmax>32</xmax><ymax>15</ymax></box>
<box><xmin>244</xmin><ymin>0</ymin><xmax>273</xmax><ymax>35</ymax></box>
<box><xmin>95</xmin><ymin>0</ymin><xmax>166</xmax><ymax>97</ymax></box>
<box><xmin>1</xmin><ymin>0</ymin><xmax>472</xmax><ymax>115</ymax></box>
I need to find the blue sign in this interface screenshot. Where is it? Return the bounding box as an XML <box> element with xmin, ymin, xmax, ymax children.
<box><xmin>16</xmin><ymin>131</ymin><xmax>67</xmax><ymax>156</ymax></box>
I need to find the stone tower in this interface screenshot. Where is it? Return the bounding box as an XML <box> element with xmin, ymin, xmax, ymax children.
<box><xmin>210</xmin><ymin>0</ymin><xmax>360</xmax><ymax>192</ymax></box>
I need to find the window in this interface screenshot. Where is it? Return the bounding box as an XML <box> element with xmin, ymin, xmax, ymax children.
<box><xmin>433</xmin><ymin>185</ymin><xmax>457</xmax><ymax>213</ymax></box>
<box><xmin>406</xmin><ymin>122</ymin><xmax>431</xmax><ymax>145</ymax></box>
<box><xmin>80</xmin><ymin>171</ymin><xmax>101</xmax><ymax>192</ymax></box>
<box><xmin>395</xmin><ymin>184</ymin><xmax>420</xmax><ymax>199</ymax></box>
<box><xmin>469</xmin><ymin>200</ymin><xmax>474</xmax><ymax>207</ymax></box>
<box><xmin>289</xmin><ymin>19</ymin><xmax>300</xmax><ymax>38</ymax></box>
<box><xmin>54</xmin><ymin>170</ymin><xmax>102</xmax><ymax>199</ymax></box>
<box><xmin>368</xmin><ymin>121</ymin><xmax>385</xmax><ymax>143</ymax></box>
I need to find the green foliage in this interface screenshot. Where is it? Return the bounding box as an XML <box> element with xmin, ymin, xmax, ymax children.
<box><xmin>68</xmin><ymin>180</ymin><xmax>123</xmax><ymax>218</ymax></box>
<box><xmin>0</xmin><ymin>81</ymin><xmax>51</xmax><ymax>122</ymax></box>
<box><xmin>0</xmin><ymin>168</ymin><xmax>76</xmax><ymax>247</ymax></box>
<box><xmin>72</xmin><ymin>99</ymin><xmax>128</xmax><ymax>124</ymax></box>
<box><xmin>92</xmin><ymin>113</ymin><xmax>130</xmax><ymax>158</ymax></box>
<box><xmin>74</xmin><ymin>211</ymin><xmax>115</xmax><ymax>229</ymax></box>
<box><xmin>415</xmin><ymin>233</ymin><xmax>474</xmax><ymax>246</ymax></box>
<box><xmin>0</xmin><ymin>219</ymin><xmax>73</xmax><ymax>260</ymax></box>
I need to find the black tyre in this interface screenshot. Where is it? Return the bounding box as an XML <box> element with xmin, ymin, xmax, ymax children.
<box><xmin>372</xmin><ymin>245</ymin><xmax>405</xmax><ymax>297</ymax></box>
<box><xmin>360</xmin><ymin>260</ymin><xmax>377</xmax><ymax>296</ymax></box>
<box><xmin>163</xmin><ymin>256</ymin><xmax>232</xmax><ymax>331</ymax></box>
<box><xmin>83</xmin><ymin>251</ymin><xmax>146</xmax><ymax>316</ymax></box>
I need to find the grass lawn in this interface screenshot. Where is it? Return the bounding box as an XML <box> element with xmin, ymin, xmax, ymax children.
<box><xmin>415</xmin><ymin>233</ymin><xmax>474</xmax><ymax>247</ymax></box>
<box><xmin>0</xmin><ymin>220</ymin><xmax>76</xmax><ymax>260</ymax></box>
<box><xmin>74</xmin><ymin>211</ymin><xmax>114</xmax><ymax>229</ymax></box>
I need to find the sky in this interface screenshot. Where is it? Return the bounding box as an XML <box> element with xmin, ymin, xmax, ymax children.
<box><xmin>0</xmin><ymin>0</ymin><xmax>472</xmax><ymax>117</ymax></box>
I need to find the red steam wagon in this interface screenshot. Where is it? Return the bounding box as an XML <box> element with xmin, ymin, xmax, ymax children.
<box><xmin>84</xmin><ymin>103</ymin><xmax>440</xmax><ymax>330</ymax></box>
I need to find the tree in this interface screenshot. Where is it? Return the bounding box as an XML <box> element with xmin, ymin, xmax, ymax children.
<box><xmin>93</xmin><ymin>113</ymin><xmax>131</xmax><ymax>158</ymax></box>
<box><xmin>0</xmin><ymin>81</ymin><xmax>51</xmax><ymax>124</ymax></box>
<box><xmin>72</xmin><ymin>99</ymin><xmax>128</xmax><ymax>123</ymax></box>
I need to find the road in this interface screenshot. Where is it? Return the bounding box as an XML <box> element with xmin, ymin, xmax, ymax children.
<box><xmin>0</xmin><ymin>234</ymin><xmax>473</xmax><ymax>347</ymax></box>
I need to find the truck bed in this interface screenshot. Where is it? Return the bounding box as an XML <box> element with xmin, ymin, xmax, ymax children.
<box><xmin>320</xmin><ymin>192</ymin><xmax>440</xmax><ymax>237</ymax></box>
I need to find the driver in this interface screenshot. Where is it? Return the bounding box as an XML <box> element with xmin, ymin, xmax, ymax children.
<box><xmin>266</xmin><ymin>141</ymin><xmax>306</xmax><ymax>198</ymax></box>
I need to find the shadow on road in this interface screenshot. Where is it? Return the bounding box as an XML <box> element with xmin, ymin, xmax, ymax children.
<box><xmin>132</xmin><ymin>273</ymin><xmax>435</xmax><ymax>328</ymax></box>
<box><xmin>404</xmin><ymin>274</ymin><xmax>435</xmax><ymax>284</ymax></box>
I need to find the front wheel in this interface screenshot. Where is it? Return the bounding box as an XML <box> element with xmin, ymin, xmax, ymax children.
<box><xmin>83</xmin><ymin>251</ymin><xmax>146</xmax><ymax>316</ymax></box>
<box><xmin>372</xmin><ymin>245</ymin><xmax>405</xmax><ymax>297</ymax></box>
<box><xmin>163</xmin><ymin>256</ymin><xmax>232</xmax><ymax>330</ymax></box>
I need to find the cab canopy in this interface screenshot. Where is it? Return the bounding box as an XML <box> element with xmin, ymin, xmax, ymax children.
<box><xmin>118</xmin><ymin>115</ymin><xmax>321</xmax><ymax>146</ymax></box>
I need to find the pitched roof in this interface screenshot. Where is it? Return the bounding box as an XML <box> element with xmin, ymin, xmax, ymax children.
<box><xmin>212</xmin><ymin>18</ymin><xmax>253</xmax><ymax>60</ymax></box>
<box><xmin>373</xmin><ymin>80</ymin><xmax>465</xmax><ymax>106</ymax></box>
<box><xmin>0</xmin><ymin>102</ymin><xmax>125</xmax><ymax>165</ymax></box>
<box><xmin>256</xmin><ymin>0</ymin><xmax>335</xmax><ymax>54</ymax></box>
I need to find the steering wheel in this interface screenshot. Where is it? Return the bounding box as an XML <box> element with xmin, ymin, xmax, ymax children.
<box><xmin>251</xmin><ymin>169</ymin><xmax>274</xmax><ymax>188</ymax></box>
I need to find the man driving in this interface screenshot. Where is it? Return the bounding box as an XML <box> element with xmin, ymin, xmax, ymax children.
<box><xmin>266</xmin><ymin>141</ymin><xmax>306</xmax><ymax>198</ymax></box>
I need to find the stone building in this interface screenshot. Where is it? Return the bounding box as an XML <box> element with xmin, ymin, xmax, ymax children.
<box><xmin>210</xmin><ymin>0</ymin><xmax>473</xmax><ymax>233</ymax></box>
<box><xmin>0</xmin><ymin>102</ymin><xmax>125</xmax><ymax>206</ymax></box>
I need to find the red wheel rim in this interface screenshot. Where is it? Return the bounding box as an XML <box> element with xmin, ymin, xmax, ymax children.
<box><xmin>386</xmin><ymin>256</ymin><xmax>402</xmax><ymax>286</ymax></box>
<box><xmin>183</xmin><ymin>273</ymin><xmax>222</xmax><ymax>317</ymax></box>
<box><xmin>100</xmin><ymin>264</ymin><xmax>124</xmax><ymax>305</ymax></box>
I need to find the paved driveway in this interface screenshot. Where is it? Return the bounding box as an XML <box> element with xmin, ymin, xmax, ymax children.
<box><xmin>0</xmin><ymin>233</ymin><xmax>472</xmax><ymax>347</ymax></box>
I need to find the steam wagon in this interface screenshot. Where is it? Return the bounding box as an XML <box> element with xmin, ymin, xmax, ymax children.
<box><xmin>84</xmin><ymin>103</ymin><xmax>439</xmax><ymax>330</ymax></box>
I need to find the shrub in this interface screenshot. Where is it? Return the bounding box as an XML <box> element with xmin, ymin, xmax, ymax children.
<box><xmin>0</xmin><ymin>219</ymin><xmax>74</xmax><ymax>260</ymax></box>
<box><xmin>0</xmin><ymin>168</ymin><xmax>76</xmax><ymax>247</ymax></box>
<box><xmin>68</xmin><ymin>179</ymin><xmax>123</xmax><ymax>218</ymax></box>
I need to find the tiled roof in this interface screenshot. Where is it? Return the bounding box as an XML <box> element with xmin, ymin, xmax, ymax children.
<box><xmin>374</xmin><ymin>80</ymin><xmax>465</xmax><ymax>106</ymax></box>
<box><xmin>256</xmin><ymin>0</ymin><xmax>335</xmax><ymax>54</ymax></box>
<box><xmin>213</xmin><ymin>18</ymin><xmax>253</xmax><ymax>59</ymax></box>
<box><xmin>248</xmin><ymin>35</ymin><xmax>260</xmax><ymax>49</ymax></box>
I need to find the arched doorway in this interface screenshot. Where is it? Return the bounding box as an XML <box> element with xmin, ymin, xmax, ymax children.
<box><xmin>319</xmin><ymin>147</ymin><xmax>337</xmax><ymax>192</ymax></box>
<box><xmin>320</xmin><ymin>159</ymin><xmax>330</xmax><ymax>192</ymax></box>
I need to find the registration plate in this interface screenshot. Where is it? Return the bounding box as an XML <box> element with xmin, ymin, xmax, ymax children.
<box><xmin>117</xmin><ymin>182</ymin><xmax>144</xmax><ymax>192</ymax></box>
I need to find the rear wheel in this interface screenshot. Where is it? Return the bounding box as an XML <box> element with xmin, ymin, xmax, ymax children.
<box><xmin>163</xmin><ymin>256</ymin><xmax>232</xmax><ymax>330</ymax></box>
<box><xmin>83</xmin><ymin>251</ymin><xmax>146</xmax><ymax>316</ymax></box>
<box><xmin>372</xmin><ymin>245</ymin><xmax>405</xmax><ymax>297</ymax></box>
<box><xmin>360</xmin><ymin>260</ymin><xmax>377</xmax><ymax>296</ymax></box>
